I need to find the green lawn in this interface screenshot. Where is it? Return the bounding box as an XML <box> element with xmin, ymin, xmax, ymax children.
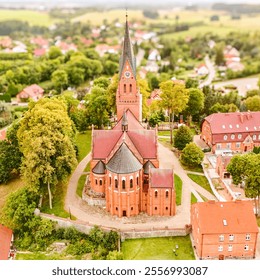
<box><xmin>84</xmin><ymin>162</ymin><xmax>91</xmax><ymax>172</ymax></box>
<box><xmin>158</xmin><ymin>130</ymin><xmax>170</xmax><ymax>137</ymax></box>
<box><xmin>76</xmin><ymin>175</ymin><xmax>87</xmax><ymax>197</ymax></box>
<box><xmin>187</xmin><ymin>173</ymin><xmax>215</xmax><ymax>196</ymax></box>
<box><xmin>15</xmin><ymin>252</ymin><xmax>81</xmax><ymax>260</ymax></box>
<box><xmin>181</xmin><ymin>164</ymin><xmax>203</xmax><ymax>173</ymax></box>
<box><xmin>41</xmin><ymin>181</ymin><xmax>74</xmax><ymax>219</ymax></box>
<box><xmin>0</xmin><ymin>9</ymin><xmax>57</xmax><ymax>26</ymax></box>
<box><xmin>122</xmin><ymin>236</ymin><xmax>195</xmax><ymax>260</ymax></box>
<box><xmin>75</xmin><ymin>131</ymin><xmax>92</xmax><ymax>162</ymax></box>
<box><xmin>0</xmin><ymin>178</ymin><xmax>24</xmax><ymax>214</ymax></box>
<box><xmin>174</xmin><ymin>174</ymin><xmax>182</xmax><ymax>206</ymax></box>
<box><xmin>191</xmin><ymin>193</ymin><xmax>197</xmax><ymax>204</ymax></box>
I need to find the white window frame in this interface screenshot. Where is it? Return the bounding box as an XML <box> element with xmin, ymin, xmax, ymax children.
<box><xmin>228</xmin><ymin>245</ymin><xmax>233</xmax><ymax>252</ymax></box>
<box><xmin>229</xmin><ymin>234</ymin><xmax>234</xmax><ymax>241</ymax></box>
<box><xmin>244</xmin><ymin>245</ymin><xmax>249</xmax><ymax>251</ymax></box>
<box><xmin>238</xmin><ymin>134</ymin><xmax>242</xmax><ymax>139</ymax></box>
<box><xmin>236</xmin><ymin>142</ymin><xmax>240</xmax><ymax>148</ymax></box>
<box><xmin>216</xmin><ymin>144</ymin><xmax>222</xmax><ymax>150</ymax></box>
<box><xmin>231</xmin><ymin>134</ymin><xmax>235</xmax><ymax>140</ymax></box>
<box><xmin>226</xmin><ymin>143</ymin><xmax>231</xmax><ymax>149</ymax></box>
<box><xmin>219</xmin><ymin>235</ymin><xmax>224</xmax><ymax>242</ymax></box>
<box><xmin>218</xmin><ymin>245</ymin><xmax>223</xmax><ymax>252</ymax></box>
<box><xmin>224</xmin><ymin>135</ymin><xmax>228</xmax><ymax>140</ymax></box>
<box><xmin>246</xmin><ymin>234</ymin><xmax>251</xmax><ymax>241</ymax></box>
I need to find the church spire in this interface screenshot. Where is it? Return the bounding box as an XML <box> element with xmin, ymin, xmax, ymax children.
<box><xmin>119</xmin><ymin>13</ymin><xmax>136</xmax><ymax>78</ymax></box>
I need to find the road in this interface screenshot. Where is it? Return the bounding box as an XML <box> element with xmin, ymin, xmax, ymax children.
<box><xmin>199</xmin><ymin>55</ymin><xmax>216</xmax><ymax>88</ymax></box>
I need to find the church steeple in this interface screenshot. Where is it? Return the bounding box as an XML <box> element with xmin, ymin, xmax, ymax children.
<box><xmin>119</xmin><ymin>13</ymin><xmax>136</xmax><ymax>78</ymax></box>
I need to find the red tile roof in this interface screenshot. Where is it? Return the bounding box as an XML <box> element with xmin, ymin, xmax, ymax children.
<box><xmin>0</xmin><ymin>129</ymin><xmax>7</xmax><ymax>141</ymax></box>
<box><xmin>204</xmin><ymin>112</ymin><xmax>260</xmax><ymax>134</ymax></box>
<box><xmin>0</xmin><ymin>225</ymin><xmax>13</xmax><ymax>260</ymax></box>
<box><xmin>92</xmin><ymin>130</ymin><xmax>123</xmax><ymax>159</ymax></box>
<box><xmin>113</xmin><ymin>110</ymin><xmax>144</xmax><ymax>130</ymax></box>
<box><xmin>150</xmin><ymin>169</ymin><xmax>174</xmax><ymax>189</ymax></box>
<box><xmin>17</xmin><ymin>84</ymin><xmax>44</xmax><ymax>101</ymax></box>
<box><xmin>192</xmin><ymin>200</ymin><xmax>258</xmax><ymax>234</ymax></box>
<box><xmin>128</xmin><ymin>130</ymin><xmax>157</xmax><ymax>159</ymax></box>
<box><xmin>34</xmin><ymin>48</ymin><xmax>46</xmax><ymax>57</ymax></box>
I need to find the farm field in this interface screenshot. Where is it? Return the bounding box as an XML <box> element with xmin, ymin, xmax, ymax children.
<box><xmin>0</xmin><ymin>9</ymin><xmax>57</xmax><ymax>26</ymax></box>
<box><xmin>122</xmin><ymin>236</ymin><xmax>195</xmax><ymax>260</ymax></box>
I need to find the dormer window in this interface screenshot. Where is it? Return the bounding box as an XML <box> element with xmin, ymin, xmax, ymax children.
<box><xmin>231</xmin><ymin>134</ymin><xmax>235</xmax><ymax>140</ymax></box>
<box><xmin>224</xmin><ymin>135</ymin><xmax>228</xmax><ymax>140</ymax></box>
<box><xmin>238</xmin><ymin>134</ymin><xmax>242</xmax><ymax>139</ymax></box>
<box><xmin>222</xmin><ymin>125</ymin><xmax>225</xmax><ymax>129</ymax></box>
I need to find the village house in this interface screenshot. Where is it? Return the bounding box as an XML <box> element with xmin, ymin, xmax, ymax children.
<box><xmin>195</xmin><ymin>64</ymin><xmax>209</xmax><ymax>76</ymax></box>
<box><xmin>215</xmin><ymin>155</ymin><xmax>232</xmax><ymax>179</ymax></box>
<box><xmin>0</xmin><ymin>224</ymin><xmax>14</xmax><ymax>260</ymax></box>
<box><xmin>201</xmin><ymin>111</ymin><xmax>260</xmax><ymax>154</ymax></box>
<box><xmin>16</xmin><ymin>84</ymin><xmax>44</xmax><ymax>103</ymax></box>
<box><xmin>85</xmin><ymin>16</ymin><xmax>176</xmax><ymax>218</ymax></box>
<box><xmin>95</xmin><ymin>44</ymin><xmax>120</xmax><ymax>57</ymax></box>
<box><xmin>191</xmin><ymin>200</ymin><xmax>258</xmax><ymax>259</ymax></box>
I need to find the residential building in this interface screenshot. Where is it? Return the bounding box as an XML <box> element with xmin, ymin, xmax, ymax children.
<box><xmin>201</xmin><ymin>112</ymin><xmax>260</xmax><ymax>154</ymax></box>
<box><xmin>85</xmin><ymin>16</ymin><xmax>176</xmax><ymax>218</ymax></box>
<box><xmin>16</xmin><ymin>84</ymin><xmax>44</xmax><ymax>102</ymax></box>
<box><xmin>0</xmin><ymin>224</ymin><xmax>14</xmax><ymax>260</ymax></box>
<box><xmin>191</xmin><ymin>200</ymin><xmax>258</xmax><ymax>259</ymax></box>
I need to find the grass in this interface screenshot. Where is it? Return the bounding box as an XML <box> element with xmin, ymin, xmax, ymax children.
<box><xmin>15</xmin><ymin>252</ymin><xmax>81</xmax><ymax>260</ymax></box>
<box><xmin>84</xmin><ymin>162</ymin><xmax>91</xmax><ymax>172</ymax></box>
<box><xmin>174</xmin><ymin>174</ymin><xmax>182</xmax><ymax>206</ymax></box>
<box><xmin>158</xmin><ymin>130</ymin><xmax>170</xmax><ymax>137</ymax></box>
<box><xmin>41</xmin><ymin>181</ymin><xmax>75</xmax><ymax>219</ymax></box>
<box><xmin>121</xmin><ymin>236</ymin><xmax>195</xmax><ymax>260</ymax></box>
<box><xmin>0</xmin><ymin>178</ymin><xmax>24</xmax><ymax>214</ymax></box>
<box><xmin>76</xmin><ymin>175</ymin><xmax>87</xmax><ymax>197</ymax></box>
<box><xmin>0</xmin><ymin>9</ymin><xmax>57</xmax><ymax>26</ymax></box>
<box><xmin>187</xmin><ymin>174</ymin><xmax>215</xmax><ymax>196</ymax></box>
<box><xmin>257</xmin><ymin>217</ymin><xmax>260</xmax><ymax>227</ymax></box>
<box><xmin>75</xmin><ymin>131</ymin><xmax>92</xmax><ymax>162</ymax></box>
<box><xmin>191</xmin><ymin>193</ymin><xmax>197</xmax><ymax>204</ymax></box>
<box><xmin>181</xmin><ymin>164</ymin><xmax>203</xmax><ymax>173</ymax></box>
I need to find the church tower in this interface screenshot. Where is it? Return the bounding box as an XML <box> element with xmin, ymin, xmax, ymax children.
<box><xmin>116</xmin><ymin>14</ymin><xmax>142</xmax><ymax>122</ymax></box>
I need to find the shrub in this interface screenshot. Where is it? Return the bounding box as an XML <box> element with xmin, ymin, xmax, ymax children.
<box><xmin>181</xmin><ymin>143</ymin><xmax>204</xmax><ymax>167</ymax></box>
<box><xmin>174</xmin><ymin>125</ymin><xmax>193</xmax><ymax>150</ymax></box>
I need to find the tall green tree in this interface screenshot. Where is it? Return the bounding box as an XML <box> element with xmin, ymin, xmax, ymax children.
<box><xmin>160</xmin><ymin>80</ymin><xmax>189</xmax><ymax>144</ymax></box>
<box><xmin>245</xmin><ymin>95</ymin><xmax>260</xmax><ymax>111</ymax></box>
<box><xmin>174</xmin><ymin>125</ymin><xmax>193</xmax><ymax>151</ymax></box>
<box><xmin>227</xmin><ymin>154</ymin><xmax>260</xmax><ymax>215</ymax></box>
<box><xmin>17</xmin><ymin>98</ymin><xmax>77</xmax><ymax>209</ymax></box>
<box><xmin>180</xmin><ymin>142</ymin><xmax>204</xmax><ymax>168</ymax></box>
<box><xmin>185</xmin><ymin>88</ymin><xmax>204</xmax><ymax>124</ymax></box>
<box><xmin>51</xmin><ymin>69</ymin><xmax>69</xmax><ymax>93</ymax></box>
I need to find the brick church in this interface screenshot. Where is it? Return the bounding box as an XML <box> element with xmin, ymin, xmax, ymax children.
<box><xmin>88</xmin><ymin>16</ymin><xmax>176</xmax><ymax>218</ymax></box>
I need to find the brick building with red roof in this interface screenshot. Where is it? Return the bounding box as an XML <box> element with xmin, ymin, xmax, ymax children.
<box><xmin>191</xmin><ymin>200</ymin><xmax>258</xmax><ymax>259</ymax></box>
<box><xmin>0</xmin><ymin>224</ymin><xmax>14</xmax><ymax>260</ymax></box>
<box><xmin>201</xmin><ymin>112</ymin><xmax>260</xmax><ymax>154</ymax></box>
<box><xmin>87</xmin><ymin>16</ymin><xmax>175</xmax><ymax>218</ymax></box>
<box><xmin>16</xmin><ymin>84</ymin><xmax>44</xmax><ymax>103</ymax></box>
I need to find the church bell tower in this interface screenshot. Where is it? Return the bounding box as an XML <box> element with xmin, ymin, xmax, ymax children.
<box><xmin>116</xmin><ymin>14</ymin><xmax>142</xmax><ymax>122</ymax></box>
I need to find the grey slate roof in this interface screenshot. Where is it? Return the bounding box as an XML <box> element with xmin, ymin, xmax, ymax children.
<box><xmin>143</xmin><ymin>160</ymin><xmax>155</xmax><ymax>174</ymax></box>
<box><xmin>92</xmin><ymin>160</ymin><xmax>106</xmax><ymax>174</ymax></box>
<box><xmin>106</xmin><ymin>143</ymin><xmax>142</xmax><ymax>174</ymax></box>
<box><xmin>119</xmin><ymin>17</ymin><xmax>136</xmax><ymax>78</ymax></box>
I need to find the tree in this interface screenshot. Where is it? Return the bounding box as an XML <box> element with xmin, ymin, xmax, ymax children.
<box><xmin>51</xmin><ymin>69</ymin><xmax>69</xmax><ymax>93</ymax></box>
<box><xmin>214</xmin><ymin>44</ymin><xmax>225</xmax><ymax>66</ymax></box>
<box><xmin>174</xmin><ymin>125</ymin><xmax>193</xmax><ymax>150</ymax></box>
<box><xmin>160</xmin><ymin>80</ymin><xmax>189</xmax><ymax>144</ymax></box>
<box><xmin>227</xmin><ymin>154</ymin><xmax>260</xmax><ymax>215</ymax></box>
<box><xmin>185</xmin><ymin>88</ymin><xmax>204</xmax><ymax>123</ymax></box>
<box><xmin>245</xmin><ymin>95</ymin><xmax>260</xmax><ymax>111</ymax></box>
<box><xmin>138</xmin><ymin>78</ymin><xmax>150</xmax><ymax>119</ymax></box>
<box><xmin>180</xmin><ymin>143</ymin><xmax>204</xmax><ymax>167</ymax></box>
<box><xmin>17</xmin><ymin>98</ymin><xmax>77</xmax><ymax>209</ymax></box>
<box><xmin>48</xmin><ymin>46</ymin><xmax>63</xmax><ymax>60</ymax></box>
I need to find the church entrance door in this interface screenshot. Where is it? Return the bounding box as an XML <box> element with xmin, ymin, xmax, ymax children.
<box><xmin>123</xmin><ymin>210</ymin><xmax>127</xmax><ymax>217</ymax></box>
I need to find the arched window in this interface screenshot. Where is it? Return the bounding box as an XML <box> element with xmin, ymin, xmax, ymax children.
<box><xmin>166</xmin><ymin>191</ymin><xmax>169</xmax><ymax>198</ymax></box>
<box><xmin>124</xmin><ymin>84</ymin><xmax>126</xmax><ymax>93</ymax></box>
<box><xmin>130</xmin><ymin>84</ymin><xmax>132</xmax><ymax>93</ymax></box>
<box><xmin>109</xmin><ymin>176</ymin><xmax>111</xmax><ymax>184</ymax></box>
<box><xmin>122</xmin><ymin>179</ymin><xmax>126</xmax><ymax>189</ymax></box>
<box><xmin>130</xmin><ymin>179</ymin><xmax>133</xmax><ymax>188</ymax></box>
<box><xmin>155</xmin><ymin>191</ymin><xmax>158</xmax><ymax>198</ymax></box>
<box><xmin>99</xmin><ymin>179</ymin><xmax>102</xmax><ymax>186</ymax></box>
<box><xmin>95</xmin><ymin>179</ymin><xmax>98</xmax><ymax>185</ymax></box>
<box><xmin>115</xmin><ymin>179</ymin><xmax>118</xmax><ymax>188</ymax></box>
<box><xmin>136</xmin><ymin>176</ymin><xmax>139</xmax><ymax>186</ymax></box>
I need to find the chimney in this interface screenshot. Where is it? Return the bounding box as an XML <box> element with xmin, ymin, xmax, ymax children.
<box><xmin>240</xmin><ymin>113</ymin><xmax>244</xmax><ymax>123</ymax></box>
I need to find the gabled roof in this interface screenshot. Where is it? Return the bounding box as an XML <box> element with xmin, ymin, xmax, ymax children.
<box><xmin>0</xmin><ymin>224</ymin><xmax>13</xmax><ymax>260</ymax></box>
<box><xmin>18</xmin><ymin>84</ymin><xmax>44</xmax><ymax>99</ymax></box>
<box><xmin>113</xmin><ymin>109</ymin><xmax>143</xmax><ymax>131</ymax></box>
<box><xmin>92</xmin><ymin>160</ymin><xmax>106</xmax><ymax>174</ymax></box>
<box><xmin>106</xmin><ymin>143</ymin><xmax>142</xmax><ymax>174</ymax></box>
<box><xmin>192</xmin><ymin>200</ymin><xmax>258</xmax><ymax>234</ymax></box>
<box><xmin>128</xmin><ymin>130</ymin><xmax>157</xmax><ymax>159</ymax></box>
<box><xmin>203</xmin><ymin>112</ymin><xmax>260</xmax><ymax>134</ymax></box>
<box><xmin>150</xmin><ymin>169</ymin><xmax>174</xmax><ymax>189</ymax></box>
<box><xmin>119</xmin><ymin>16</ymin><xmax>136</xmax><ymax>78</ymax></box>
<box><xmin>92</xmin><ymin>130</ymin><xmax>123</xmax><ymax>159</ymax></box>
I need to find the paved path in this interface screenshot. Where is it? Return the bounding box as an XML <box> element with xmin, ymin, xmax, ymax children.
<box><xmin>64</xmin><ymin>143</ymin><xmax>216</xmax><ymax>231</ymax></box>
<box><xmin>199</xmin><ymin>55</ymin><xmax>216</xmax><ymax>88</ymax></box>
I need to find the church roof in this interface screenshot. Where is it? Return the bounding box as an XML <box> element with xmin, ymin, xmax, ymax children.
<box><xmin>92</xmin><ymin>130</ymin><xmax>123</xmax><ymax>159</ymax></box>
<box><xmin>143</xmin><ymin>160</ymin><xmax>155</xmax><ymax>174</ymax></box>
<box><xmin>113</xmin><ymin>109</ymin><xmax>144</xmax><ymax>130</ymax></box>
<box><xmin>150</xmin><ymin>169</ymin><xmax>174</xmax><ymax>189</ymax></box>
<box><xmin>119</xmin><ymin>16</ymin><xmax>136</xmax><ymax>78</ymax></box>
<box><xmin>106</xmin><ymin>143</ymin><xmax>142</xmax><ymax>174</ymax></box>
<box><xmin>92</xmin><ymin>160</ymin><xmax>106</xmax><ymax>174</ymax></box>
<box><xmin>128</xmin><ymin>130</ymin><xmax>157</xmax><ymax>159</ymax></box>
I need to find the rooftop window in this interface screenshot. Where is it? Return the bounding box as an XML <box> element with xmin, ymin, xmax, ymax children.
<box><xmin>223</xmin><ymin>219</ymin><xmax>227</xmax><ymax>226</ymax></box>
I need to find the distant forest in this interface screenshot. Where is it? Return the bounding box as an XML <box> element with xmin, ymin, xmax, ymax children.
<box><xmin>212</xmin><ymin>3</ymin><xmax>260</xmax><ymax>14</ymax></box>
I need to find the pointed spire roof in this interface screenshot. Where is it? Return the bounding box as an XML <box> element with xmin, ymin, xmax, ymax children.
<box><xmin>119</xmin><ymin>14</ymin><xmax>136</xmax><ymax>78</ymax></box>
<box><xmin>106</xmin><ymin>143</ymin><xmax>142</xmax><ymax>174</ymax></box>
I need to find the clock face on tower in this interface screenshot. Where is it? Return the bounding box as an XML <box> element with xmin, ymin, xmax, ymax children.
<box><xmin>124</xmin><ymin>71</ymin><xmax>131</xmax><ymax>78</ymax></box>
